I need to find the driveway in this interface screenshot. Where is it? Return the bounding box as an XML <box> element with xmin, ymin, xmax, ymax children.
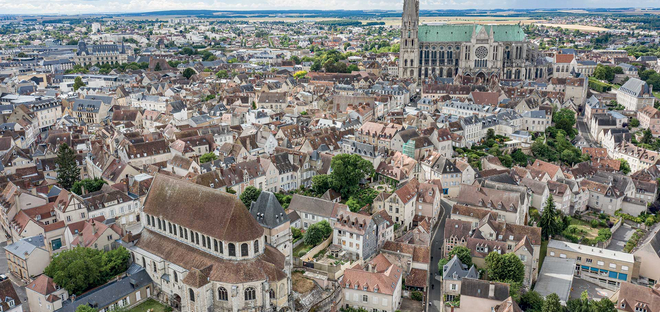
<box><xmin>607</xmin><ymin>224</ymin><xmax>635</xmax><ymax>252</ymax></box>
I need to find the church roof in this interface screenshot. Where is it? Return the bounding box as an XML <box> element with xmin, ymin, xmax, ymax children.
<box><xmin>418</xmin><ymin>24</ymin><xmax>526</xmax><ymax>43</ymax></box>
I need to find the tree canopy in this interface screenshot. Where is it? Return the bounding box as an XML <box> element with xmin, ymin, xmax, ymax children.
<box><xmin>182</xmin><ymin>67</ymin><xmax>196</xmax><ymax>79</ymax></box>
<box><xmin>329</xmin><ymin>154</ymin><xmax>374</xmax><ymax>199</ymax></box>
<box><xmin>199</xmin><ymin>152</ymin><xmax>217</xmax><ymax>164</ymax></box>
<box><xmin>485</xmin><ymin>252</ymin><xmax>525</xmax><ymax>284</ymax></box>
<box><xmin>448</xmin><ymin>246</ymin><xmax>473</xmax><ymax>268</ymax></box>
<box><xmin>303</xmin><ymin>220</ymin><xmax>333</xmax><ymax>246</ymax></box>
<box><xmin>540</xmin><ymin>196</ymin><xmax>563</xmax><ymax>240</ymax></box>
<box><xmin>56</xmin><ymin>143</ymin><xmax>80</xmax><ymax>190</ymax></box>
<box><xmin>73</xmin><ymin>76</ymin><xmax>86</xmax><ymax>91</ymax></box>
<box><xmin>71</xmin><ymin>178</ymin><xmax>107</xmax><ymax>195</ymax></box>
<box><xmin>553</xmin><ymin>108</ymin><xmax>576</xmax><ymax>136</ymax></box>
<box><xmin>239</xmin><ymin>186</ymin><xmax>261</xmax><ymax>209</ymax></box>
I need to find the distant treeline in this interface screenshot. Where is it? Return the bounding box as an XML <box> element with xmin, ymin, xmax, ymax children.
<box><xmin>615</xmin><ymin>15</ymin><xmax>660</xmax><ymax>30</ymax></box>
<box><xmin>316</xmin><ymin>20</ymin><xmax>385</xmax><ymax>27</ymax></box>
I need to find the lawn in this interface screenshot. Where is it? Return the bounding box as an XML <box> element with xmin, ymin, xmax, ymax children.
<box><xmin>293</xmin><ymin>242</ymin><xmax>313</xmax><ymax>258</ymax></box>
<box><xmin>539</xmin><ymin>240</ymin><xmax>548</xmax><ymax>272</ymax></box>
<box><xmin>129</xmin><ymin>299</ymin><xmax>168</xmax><ymax>312</ymax></box>
<box><xmin>568</xmin><ymin>218</ymin><xmax>600</xmax><ymax>239</ymax></box>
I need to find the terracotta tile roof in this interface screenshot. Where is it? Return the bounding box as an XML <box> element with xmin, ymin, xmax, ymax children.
<box><xmin>529</xmin><ymin>159</ymin><xmax>561</xmax><ymax>179</ymax></box>
<box><xmin>27</xmin><ymin>274</ymin><xmax>58</xmax><ymax>295</ymax></box>
<box><xmin>556</xmin><ymin>54</ymin><xmax>575</xmax><ymax>64</ymax></box>
<box><xmin>616</xmin><ymin>282</ymin><xmax>660</xmax><ymax>312</ymax></box>
<box><xmin>405</xmin><ymin>268</ymin><xmax>428</xmax><ymax>288</ymax></box>
<box><xmin>143</xmin><ymin>174</ymin><xmax>263</xmax><ymax>242</ymax></box>
<box><xmin>136</xmin><ymin>229</ymin><xmax>286</xmax><ymax>286</ymax></box>
<box><xmin>343</xmin><ymin>254</ymin><xmax>402</xmax><ymax>295</ymax></box>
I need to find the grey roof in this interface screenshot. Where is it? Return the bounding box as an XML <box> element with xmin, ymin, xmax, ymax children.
<box><xmin>443</xmin><ymin>255</ymin><xmax>478</xmax><ymax>281</ymax></box>
<box><xmin>85</xmin><ymin>94</ymin><xmax>113</xmax><ymax>105</ymax></box>
<box><xmin>72</xmin><ymin>99</ymin><xmax>103</xmax><ymax>113</ymax></box>
<box><xmin>57</xmin><ymin>264</ymin><xmax>152</xmax><ymax>312</ymax></box>
<box><xmin>534</xmin><ymin>257</ymin><xmax>576</xmax><ymax>303</ymax></box>
<box><xmin>288</xmin><ymin>194</ymin><xmax>338</xmax><ymax>218</ymax></box>
<box><xmin>250</xmin><ymin>191</ymin><xmax>289</xmax><ymax>229</ymax></box>
<box><xmin>5</xmin><ymin>236</ymin><xmax>45</xmax><ymax>260</ymax></box>
<box><xmin>460</xmin><ymin>278</ymin><xmax>510</xmax><ymax>300</ymax></box>
<box><xmin>620</xmin><ymin>78</ymin><xmax>650</xmax><ymax>98</ymax></box>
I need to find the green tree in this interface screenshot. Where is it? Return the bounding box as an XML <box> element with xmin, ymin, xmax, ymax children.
<box><xmin>182</xmin><ymin>67</ymin><xmax>196</xmax><ymax>79</ymax></box>
<box><xmin>56</xmin><ymin>143</ymin><xmax>80</xmax><ymax>190</ymax></box>
<box><xmin>448</xmin><ymin>246</ymin><xmax>473</xmax><ymax>268</ymax></box>
<box><xmin>76</xmin><ymin>306</ymin><xmax>99</xmax><ymax>312</ymax></box>
<box><xmin>542</xmin><ymin>293</ymin><xmax>563</xmax><ymax>312</ymax></box>
<box><xmin>312</xmin><ymin>174</ymin><xmax>331</xmax><ymax>195</ymax></box>
<box><xmin>594</xmin><ymin>64</ymin><xmax>615</xmax><ymax>82</ymax></box>
<box><xmin>553</xmin><ymin>108</ymin><xmax>576</xmax><ymax>135</ymax></box>
<box><xmin>73</xmin><ymin>76</ymin><xmax>86</xmax><ymax>91</ymax></box>
<box><xmin>618</xmin><ymin>159</ymin><xmax>631</xmax><ymax>174</ymax></box>
<box><xmin>485</xmin><ymin>252</ymin><xmax>525</xmax><ymax>283</ymax></box>
<box><xmin>71</xmin><ymin>178</ymin><xmax>107</xmax><ymax>195</ymax></box>
<box><xmin>100</xmin><ymin>247</ymin><xmax>130</xmax><ymax>280</ymax></box>
<box><xmin>239</xmin><ymin>186</ymin><xmax>261</xmax><ymax>209</ymax></box>
<box><xmin>593</xmin><ymin>298</ymin><xmax>617</xmax><ymax>312</ymax></box>
<box><xmin>437</xmin><ymin>258</ymin><xmax>449</xmax><ymax>275</ymax></box>
<box><xmin>294</xmin><ymin>70</ymin><xmax>307</xmax><ymax>79</ymax></box>
<box><xmin>215</xmin><ymin>70</ymin><xmax>229</xmax><ymax>79</ymax></box>
<box><xmin>199</xmin><ymin>152</ymin><xmax>217</xmax><ymax>164</ymax></box>
<box><xmin>486</xmin><ymin>128</ymin><xmax>495</xmax><ymax>140</ymax></box>
<box><xmin>520</xmin><ymin>291</ymin><xmax>545</xmax><ymax>312</ymax></box>
<box><xmin>511</xmin><ymin>149</ymin><xmax>528</xmax><ymax>166</ymax></box>
<box><xmin>539</xmin><ymin>196</ymin><xmax>562</xmax><ymax>240</ymax></box>
<box><xmin>154</xmin><ymin>62</ymin><xmax>162</xmax><ymax>71</ymax></box>
<box><xmin>629</xmin><ymin>118</ymin><xmax>640</xmax><ymax>128</ymax></box>
<box><xmin>329</xmin><ymin>154</ymin><xmax>375</xmax><ymax>198</ymax></box>
<box><xmin>303</xmin><ymin>223</ymin><xmax>325</xmax><ymax>246</ymax></box>
<box><xmin>45</xmin><ymin>247</ymin><xmax>103</xmax><ymax>295</ymax></box>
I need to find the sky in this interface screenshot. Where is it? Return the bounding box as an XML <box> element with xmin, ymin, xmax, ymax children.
<box><xmin>1</xmin><ymin>0</ymin><xmax>659</xmax><ymax>15</ymax></box>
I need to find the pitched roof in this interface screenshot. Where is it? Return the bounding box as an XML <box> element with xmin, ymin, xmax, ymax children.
<box><xmin>249</xmin><ymin>191</ymin><xmax>289</xmax><ymax>229</ymax></box>
<box><xmin>143</xmin><ymin>174</ymin><xmax>263</xmax><ymax>242</ymax></box>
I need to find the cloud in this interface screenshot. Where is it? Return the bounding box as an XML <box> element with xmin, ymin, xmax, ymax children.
<box><xmin>0</xmin><ymin>0</ymin><xmax>653</xmax><ymax>14</ymax></box>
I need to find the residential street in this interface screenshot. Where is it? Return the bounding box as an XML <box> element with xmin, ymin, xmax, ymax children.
<box><xmin>427</xmin><ymin>198</ymin><xmax>453</xmax><ymax>312</ymax></box>
<box><xmin>576</xmin><ymin>116</ymin><xmax>598</xmax><ymax>147</ymax></box>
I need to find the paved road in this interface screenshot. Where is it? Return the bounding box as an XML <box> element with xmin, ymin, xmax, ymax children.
<box><xmin>576</xmin><ymin>117</ymin><xmax>598</xmax><ymax>147</ymax></box>
<box><xmin>427</xmin><ymin>198</ymin><xmax>453</xmax><ymax>312</ymax></box>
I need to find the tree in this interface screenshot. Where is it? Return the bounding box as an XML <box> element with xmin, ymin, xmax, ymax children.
<box><xmin>618</xmin><ymin>159</ymin><xmax>631</xmax><ymax>174</ymax></box>
<box><xmin>485</xmin><ymin>252</ymin><xmax>525</xmax><ymax>284</ymax></box>
<box><xmin>182</xmin><ymin>67</ymin><xmax>196</xmax><ymax>79</ymax></box>
<box><xmin>553</xmin><ymin>108</ymin><xmax>576</xmax><ymax>135</ymax></box>
<box><xmin>437</xmin><ymin>258</ymin><xmax>449</xmax><ymax>275</ymax></box>
<box><xmin>594</xmin><ymin>64</ymin><xmax>615</xmax><ymax>82</ymax></box>
<box><xmin>154</xmin><ymin>62</ymin><xmax>162</xmax><ymax>71</ymax></box>
<box><xmin>329</xmin><ymin>154</ymin><xmax>375</xmax><ymax>199</ymax></box>
<box><xmin>17</xmin><ymin>52</ymin><xmax>27</xmax><ymax>57</ymax></box>
<box><xmin>56</xmin><ymin>143</ymin><xmax>80</xmax><ymax>190</ymax></box>
<box><xmin>486</xmin><ymin>128</ymin><xmax>495</xmax><ymax>140</ymax></box>
<box><xmin>539</xmin><ymin>196</ymin><xmax>562</xmax><ymax>240</ymax></box>
<box><xmin>216</xmin><ymin>70</ymin><xmax>229</xmax><ymax>79</ymax></box>
<box><xmin>71</xmin><ymin>178</ymin><xmax>107</xmax><ymax>195</ymax></box>
<box><xmin>448</xmin><ymin>246</ymin><xmax>473</xmax><ymax>268</ymax></box>
<box><xmin>593</xmin><ymin>298</ymin><xmax>617</xmax><ymax>312</ymax></box>
<box><xmin>312</xmin><ymin>174</ymin><xmax>331</xmax><ymax>195</ymax></box>
<box><xmin>629</xmin><ymin>118</ymin><xmax>640</xmax><ymax>128</ymax></box>
<box><xmin>303</xmin><ymin>223</ymin><xmax>325</xmax><ymax>246</ymax></box>
<box><xmin>76</xmin><ymin>306</ymin><xmax>98</xmax><ymax>312</ymax></box>
<box><xmin>294</xmin><ymin>70</ymin><xmax>307</xmax><ymax>80</ymax></box>
<box><xmin>73</xmin><ymin>76</ymin><xmax>86</xmax><ymax>91</ymax></box>
<box><xmin>199</xmin><ymin>152</ymin><xmax>217</xmax><ymax>164</ymax></box>
<box><xmin>520</xmin><ymin>291</ymin><xmax>545</xmax><ymax>312</ymax></box>
<box><xmin>316</xmin><ymin>220</ymin><xmax>333</xmax><ymax>237</ymax></box>
<box><xmin>512</xmin><ymin>149</ymin><xmax>529</xmax><ymax>166</ymax></box>
<box><xmin>239</xmin><ymin>186</ymin><xmax>261</xmax><ymax>209</ymax></box>
<box><xmin>542</xmin><ymin>293</ymin><xmax>563</xmax><ymax>312</ymax></box>
<box><xmin>44</xmin><ymin>247</ymin><xmax>129</xmax><ymax>295</ymax></box>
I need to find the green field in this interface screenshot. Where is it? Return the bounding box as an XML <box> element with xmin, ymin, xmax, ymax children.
<box><xmin>129</xmin><ymin>299</ymin><xmax>168</xmax><ymax>312</ymax></box>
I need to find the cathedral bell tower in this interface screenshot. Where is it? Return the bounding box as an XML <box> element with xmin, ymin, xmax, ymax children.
<box><xmin>399</xmin><ymin>0</ymin><xmax>419</xmax><ymax>81</ymax></box>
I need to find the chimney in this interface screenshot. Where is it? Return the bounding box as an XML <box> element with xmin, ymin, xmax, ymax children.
<box><xmin>489</xmin><ymin>283</ymin><xmax>495</xmax><ymax>298</ymax></box>
<box><xmin>91</xmin><ymin>220</ymin><xmax>97</xmax><ymax>235</ymax></box>
<box><xmin>125</xmin><ymin>174</ymin><xmax>130</xmax><ymax>194</ymax></box>
<box><xmin>81</xmin><ymin>185</ymin><xmax>86</xmax><ymax>196</ymax></box>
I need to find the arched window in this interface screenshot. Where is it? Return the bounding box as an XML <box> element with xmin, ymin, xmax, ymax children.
<box><xmin>152</xmin><ymin>261</ymin><xmax>157</xmax><ymax>273</ymax></box>
<box><xmin>254</xmin><ymin>240</ymin><xmax>259</xmax><ymax>254</ymax></box>
<box><xmin>218</xmin><ymin>287</ymin><xmax>228</xmax><ymax>301</ymax></box>
<box><xmin>269</xmin><ymin>289</ymin><xmax>275</xmax><ymax>300</ymax></box>
<box><xmin>146</xmin><ymin>215</ymin><xmax>151</xmax><ymax>226</ymax></box>
<box><xmin>189</xmin><ymin>288</ymin><xmax>195</xmax><ymax>302</ymax></box>
<box><xmin>241</xmin><ymin>243</ymin><xmax>249</xmax><ymax>257</ymax></box>
<box><xmin>174</xmin><ymin>271</ymin><xmax>178</xmax><ymax>283</ymax></box>
<box><xmin>142</xmin><ymin>256</ymin><xmax>146</xmax><ymax>269</ymax></box>
<box><xmin>228</xmin><ymin>243</ymin><xmax>236</xmax><ymax>256</ymax></box>
<box><xmin>219</xmin><ymin>241</ymin><xmax>224</xmax><ymax>254</ymax></box>
<box><xmin>245</xmin><ymin>287</ymin><xmax>256</xmax><ymax>301</ymax></box>
<box><xmin>404</xmin><ymin>59</ymin><xmax>408</xmax><ymax>67</ymax></box>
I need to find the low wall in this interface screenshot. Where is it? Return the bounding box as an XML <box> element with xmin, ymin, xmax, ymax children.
<box><xmin>301</xmin><ymin>234</ymin><xmax>333</xmax><ymax>262</ymax></box>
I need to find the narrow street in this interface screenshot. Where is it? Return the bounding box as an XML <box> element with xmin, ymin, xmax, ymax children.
<box><xmin>427</xmin><ymin>198</ymin><xmax>453</xmax><ymax>312</ymax></box>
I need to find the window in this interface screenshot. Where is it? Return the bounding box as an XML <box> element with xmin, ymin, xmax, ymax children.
<box><xmin>189</xmin><ymin>288</ymin><xmax>195</xmax><ymax>302</ymax></box>
<box><xmin>610</xmin><ymin>263</ymin><xmax>617</xmax><ymax>269</ymax></box>
<box><xmin>153</xmin><ymin>261</ymin><xmax>157</xmax><ymax>273</ymax></box>
<box><xmin>218</xmin><ymin>287</ymin><xmax>228</xmax><ymax>301</ymax></box>
<box><xmin>245</xmin><ymin>287</ymin><xmax>256</xmax><ymax>301</ymax></box>
<box><xmin>241</xmin><ymin>243</ymin><xmax>249</xmax><ymax>257</ymax></box>
<box><xmin>577</xmin><ymin>256</ymin><xmax>581</xmax><ymax>262</ymax></box>
<box><xmin>174</xmin><ymin>271</ymin><xmax>178</xmax><ymax>283</ymax></box>
<box><xmin>586</xmin><ymin>258</ymin><xmax>593</xmax><ymax>263</ymax></box>
<box><xmin>363</xmin><ymin>295</ymin><xmax>369</xmax><ymax>302</ymax></box>
<box><xmin>622</xmin><ymin>265</ymin><xmax>629</xmax><ymax>271</ymax></box>
<box><xmin>254</xmin><ymin>240</ymin><xmax>259</xmax><ymax>253</ymax></box>
<box><xmin>451</xmin><ymin>284</ymin><xmax>457</xmax><ymax>290</ymax></box>
<box><xmin>597</xmin><ymin>261</ymin><xmax>605</xmax><ymax>266</ymax></box>
<box><xmin>550</xmin><ymin>252</ymin><xmax>555</xmax><ymax>256</ymax></box>
<box><xmin>229</xmin><ymin>243</ymin><xmax>236</xmax><ymax>256</ymax></box>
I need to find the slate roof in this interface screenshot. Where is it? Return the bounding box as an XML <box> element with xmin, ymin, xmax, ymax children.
<box><xmin>250</xmin><ymin>191</ymin><xmax>290</xmax><ymax>229</ymax></box>
<box><xmin>460</xmin><ymin>278</ymin><xmax>510</xmax><ymax>300</ymax></box>
<box><xmin>442</xmin><ymin>255</ymin><xmax>478</xmax><ymax>281</ymax></box>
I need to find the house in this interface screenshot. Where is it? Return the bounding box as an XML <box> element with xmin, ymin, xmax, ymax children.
<box><xmin>56</xmin><ymin>264</ymin><xmax>153</xmax><ymax>312</ymax></box>
<box><xmin>610</xmin><ymin>281</ymin><xmax>660</xmax><ymax>312</ymax></box>
<box><xmin>454</xmin><ymin>279</ymin><xmax>511</xmax><ymax>312</ymax></box>
<box><xmin>638</xmin><ymin>106</ymin><xmax>660</xmax><ymax>135</ymax></box>
<box><xmin>0</xmin><ymin>280</ymin><xmax>22</xmax><ymax>312</ymax></box>
<box><xmin>372</xmin><ymin>179</ymin><xmax>419</xmax><ymax>230</ymax></box>
<box><xmin>617</xmin><ymin>78</ymin><xmax>655</xmax><ymax>111</ymax></box>
<box><xmin>441</xmin><ymin>255</ymin><xmax>478</xmax><ymax>302</ymax></box>
<box><xmin>5</xmin><ymin>235</ymin><xmax>50</xmax><ymax>281</ymax></box>
<box><xmin>632</xmin><ymin>226</ymin><xmax>660</xmax><ymax>286</ymax></box>
<box><xmin>66</xmin><ymin>218</ymin><xmax>122</xmax><ymax>251</ymax></box>
<box><xmin>341</xmin><ymin>254</ymin><xmax>403</xmax><ymax>312</ymax></box>
<box><xmin>26</xmin><ymin>275</ymin><xmax>69</xmax><ymax>312</ymax></box>
<box><xmin>288</xmin><ymin>194</ymin><xmax>345</xmax><ymax>230</ymax></box>
<box><xmin>333</xmin><ymin>206</ymin><xmax>378</xmax><ymax>260</ymax></box>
